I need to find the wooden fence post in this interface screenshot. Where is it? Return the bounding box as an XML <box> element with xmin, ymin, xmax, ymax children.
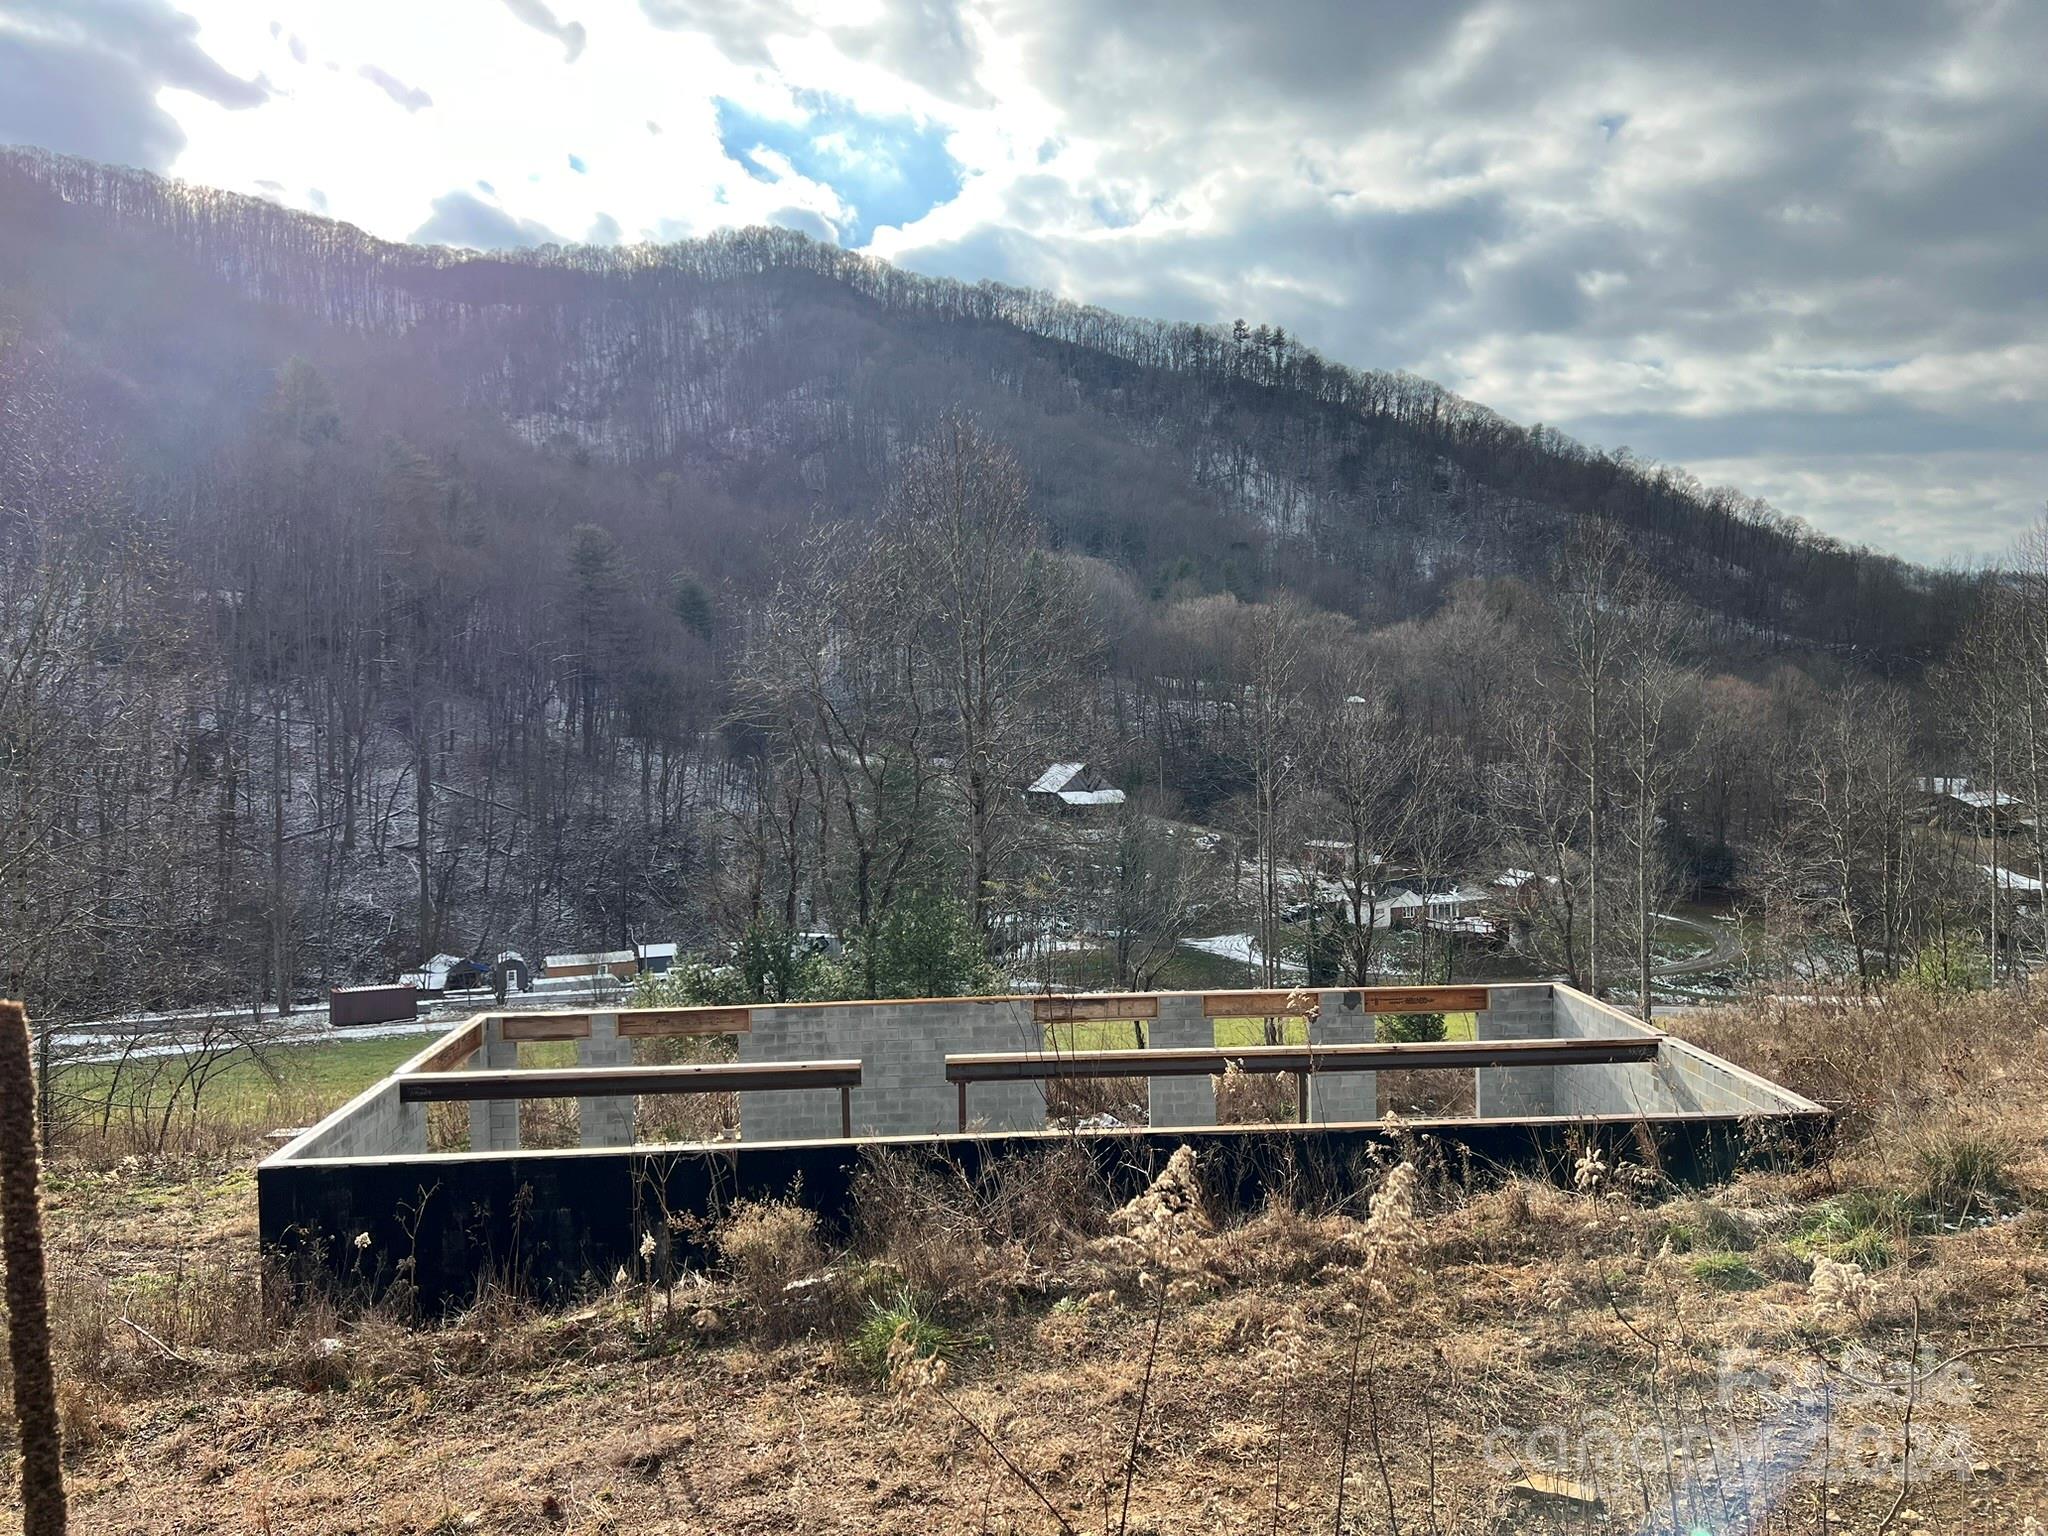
<box><xmin>1</xmin><ymin>998</ymin><xmax>66</xmax><ymax>1535</ymax></box>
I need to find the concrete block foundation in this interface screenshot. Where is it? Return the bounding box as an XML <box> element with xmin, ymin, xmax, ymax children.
<box><xmin>577</xmin><ymin>1012</ymin><xmax>635</xmax><ymax>1148</ymax></box>
<box><xmin>260</xmin><ymin>982</ymin><xmax>1830</xmax><ymax>1310</ymax></box>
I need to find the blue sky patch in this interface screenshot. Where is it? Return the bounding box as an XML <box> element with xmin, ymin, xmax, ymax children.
<box><xmin>714</xmin><ymin>94</ymin><xmax>962</xmax><ymax>246</ymax></box>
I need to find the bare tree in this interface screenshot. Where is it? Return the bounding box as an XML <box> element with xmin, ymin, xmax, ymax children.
<box><xmin>737</xmin><ymin>524</ymin><xmax>936</xmax><ymax>934</ymax></box>
<box><xmin>1552</xmin><ymin>524</ymin><xmax>1640</xmax><ymax>998</ymax></box>
<box><xmin>0</xmin><ymin>998</ymin><xmax>64</xmax><ymax>1535</ymax></box>
<box><xmin>1613</xmin><ymin>593</ymin><xmax>1697</xmax><ymax>1019</ymax></box>
<box><xmin>892</xmin><ymin>416</ymin><xmax>1093</xmax><ymax>938</ymax></box>
<box><xmin>1788</xmin><ymin>683</ymin><xmax>1922</xmax><ymax>987</ymax></box>
<box><xmin>1307</xmin><ymin>683</ymin><xmax>1428</xmax><ymax>984</ymax></box>
<box><xmin>1100</xmin><ymin>798</ymin><xmax>1216</xmax><ymax>993</ymax></box>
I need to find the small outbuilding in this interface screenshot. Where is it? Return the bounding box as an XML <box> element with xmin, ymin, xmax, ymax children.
<box><xmin>400</xmin><ymin>953</ymin><xmax>493</xmax><ymax>994</ymax></box>
<box><xmin>1026</xmin><ymin>762</ymin><xmax>1127</xmax><ymax>812</ymax></box>
<box><xmin>543</xmin><ymin>948</ymin><xmax>640</xmax><ymax>981</ymax></box>
<box><xmin>635</xmin><ymin>941</ymin><xmax>680</xmax><ymax>974</ymax></box>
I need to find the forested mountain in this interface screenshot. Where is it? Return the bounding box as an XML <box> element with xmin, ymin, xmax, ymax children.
<box><xmin>0</xmin><ymin>148</ymin><xmax>2001</xmax><ymax>1024</ymax></box>
<box><xmin>0</xmin><ymin>148</ymin><xmax>1966</xmax><ymax>655</ymax></box>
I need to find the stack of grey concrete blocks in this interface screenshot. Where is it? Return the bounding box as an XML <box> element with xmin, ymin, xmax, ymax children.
<box><xmin>1306</xmin><ymin>989</ymin><xmax>1377</xmax><ymax>1123</ymax></box>
<box><xmin>737</xmin><ymin>998</ymin><xmax>1047</xmax><ymax>1141</ymax></box>
<box><xmin>577</xmin><ymin>1012</ymin><xmax>635</xmax><ymax>1147</ymax></box>
<box><xmin>1146</xmin><ymin>993</ymin><xmax>1216</xmax><ymax>1127</ymax></box>
<box><xmin>1470</xmin><ymin>982</ymin><xmax>1558</xmax><ymax>1117</ymax></box>
<box><xmin>469</xmin><ymin>1018</ymin><xmax>521</xmax><ymax>1151</ymax></box>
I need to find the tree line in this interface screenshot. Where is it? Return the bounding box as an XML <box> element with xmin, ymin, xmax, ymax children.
<box><xmin>0</xmin><ymin>147</ymin><xmax>2025</xmax><ymax>1055</ymax></box>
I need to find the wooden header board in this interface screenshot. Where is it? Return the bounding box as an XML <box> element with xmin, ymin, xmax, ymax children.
<box><xmin>1203</xmin><ymin>986</ymin><xmax>1489</xmax><ymax>1018</ymax></box>
<box><xmin>1355</xmin><ymin>986</ymin><xmax>1489</xmax><ymax>1014</ymax></box>
<box><xmin>499</xmin><ymin>1013</ymin><xmax>591</xmax><ymax>1042</ymax></box>
<box><xmin>617</xmin><ymin>1007</ymin><xmax>753</xmax><ymax>1038</ymax></box>
<box><xmin>1033</xmin><ymin>995</ymin><xmax>1161</xmax><ymax>1024</ymax></box>
<box><xmin>407</xmin><ymin>1019</ymin><xmax>484</xmax><ymax>1074</ymax></box>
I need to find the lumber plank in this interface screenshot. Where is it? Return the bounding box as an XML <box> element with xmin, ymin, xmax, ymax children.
<box><xmin>946</xmin><ymin>1036</ymin><xmax>1659</xmax><ymax>1082</ymax></box>
<box><xmin>398</xmin><ymin>1059</ymin><xmax>862</xmax><ymax>1103</ymax></box>
<box><xmin>1033</xmin><ymin>995</ymin><xmax>1160</xmax><ymax>1023</ymax></box>
<box><xmin>616</xmin><ymin>1007</ymin><xmax>753</xmax><ymax>1037</ymax></box>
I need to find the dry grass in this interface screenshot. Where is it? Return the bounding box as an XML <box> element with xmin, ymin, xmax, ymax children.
<box><xmin>9</xmin><ymin>980</ymin><xmax>2048</xmax><ymax>1531</ymax></box>
<box><xmin>1211</xmin><ymin>1060</ymin><xmax>1295</xmax><ymax>1125</ymax></box>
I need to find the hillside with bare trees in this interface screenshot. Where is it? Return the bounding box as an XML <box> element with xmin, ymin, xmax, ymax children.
<box><xmin>0</xmin><ymin>147</ymin><xmax>2024</xmax><ymax>1060</ymax></box>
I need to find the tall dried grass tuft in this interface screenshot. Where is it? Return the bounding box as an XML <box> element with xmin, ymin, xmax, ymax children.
<box><xmin>852</xmin><ymin>1143</ymin><xmax>1109</xmax><ymax>1306</ymax></box>
<box><xmin>715</xmin><ymin>1197</ymin><xmax>832</xmax><ymax>1337</ymax></box>
<box><xmin>1675</xmin><ymin>983</ymin><xmax>2048</xmax><ymax>1137</ymax></box>
<box><xmin>1212</xmin><ymin>1060</ymin><xmax>1292</xmax><ymax>1125</ymax></box>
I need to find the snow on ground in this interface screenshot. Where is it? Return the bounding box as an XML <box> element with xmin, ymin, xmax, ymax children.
<box><xmin>50</xmin><ymin>1013</ymin><xmax>449</xmax><ymax>1067</ymax></box>
<box><xmin>1181</xmin><ymin>933</ymin><xmax>1304</xmax><ymax>977</ymax></box>
<box><xmin>49</xmin><ymin>982</ymin><xmax>632</xmax><ymax>1066</ymax></box>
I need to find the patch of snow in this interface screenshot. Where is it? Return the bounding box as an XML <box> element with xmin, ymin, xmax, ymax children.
<box><xmin>1181</xmin><ymin>933</ymin><xmax>1304</xmax><ymax>976</ymax></box>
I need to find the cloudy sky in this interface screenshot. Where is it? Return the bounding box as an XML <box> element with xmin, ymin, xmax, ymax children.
<box><xmin>3</xmin><ymin>0</ymin><xmax>2044</xmax><ymax>562</ymax></box>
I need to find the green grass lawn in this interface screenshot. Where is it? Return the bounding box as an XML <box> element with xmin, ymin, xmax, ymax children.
<box><xmin>56</xmin><ymin>1032</ymin><xmax>441</xmax><ymax>1123</ymax></box>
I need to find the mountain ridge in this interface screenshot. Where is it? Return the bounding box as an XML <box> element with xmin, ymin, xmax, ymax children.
<box><xmin>0</xmin><ymin>145</ymin><xmax>1973</xmax><ymax>664</ymax></box>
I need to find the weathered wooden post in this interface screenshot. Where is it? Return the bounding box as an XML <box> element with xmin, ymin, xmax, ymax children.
<box><xmin>0</xmin><ymin>998</ymin><xmax>66</xmax><ymax>1535</ymax></box>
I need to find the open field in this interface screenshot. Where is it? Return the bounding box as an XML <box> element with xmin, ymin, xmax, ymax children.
<box><xmin>9</xmin><ymin>983</ymin><xmax>2048</xmax><ymax>1533</ymax></box>
<box><xmin>55</xmin><ymin>1035</ymin><xmax>437</xmax><ymax>1121</ymax></box>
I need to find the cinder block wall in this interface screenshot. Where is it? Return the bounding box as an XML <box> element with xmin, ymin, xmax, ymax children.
<box><xmin>1549</xmin><ymin>988</ymin><xmax>1802</xmax><ymax>1115</ymax></box>
<box><xmin>1547</xmin><ymin>987</ymin><xmax>1808</xmax><ymax>1116</ymax></box>
<box><xmin>1546</xmin><ymin>987</ymin><xmax>1680</xmax><ymax>1116</ymax></box>
<box><xmin>1307</xmin><ymin>989</ymin><xmax>1376</xmax><ymax>1123</ymax></box>
<box><xmin>1147</xmin><ymin>994</ymin><xmax>1215</xmax><ymax>1127</ymax></box>
<box><xmin>577</xmin><ymin>1012</ymin><xmax>635</xmax><ymax>1147</ymax></box>
<box><xmin>737</xmin><ymin>998</ymin><xmax>1047</xmax><ymax>1141</ymax></box>
<box><xmin>1470</xmin><ymin>983</ymin><xmax>1558</xmax><ymax>1116</ymax></box>
<box><xmin>470</xmin><ymin>1023</ymin><xmax>519</xmax><ymax>1151</ymax></box>
<box><xmin>288</xmin><ymin>1079</ymin><xmax>426</xmax><ymax>1159</ymax></box>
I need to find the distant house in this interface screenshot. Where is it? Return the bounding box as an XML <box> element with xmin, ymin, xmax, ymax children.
<box><xmin>1489</xmin><ymin>868</ymin><xmax>1548</xmax><ymax>911</ymax></box>
<box><xmin>1382</xmin><ymin>878</ymin><xmax>1491</xmax><ymax>931</ymax></box>
<box><xmin>1980</xmin><ymin>864</ymin><xmax>2044</xmax><ymax>922</ymax></box>
<box><xmin>1026</xmin><ymin>762</ymin><xmax>1127</xmax><ymax>812</ymax></box>
<box><xmin>1918</xmin><ymin>776</ymin><xmax>2033</xmax><ymax>830</ymax></box>
<box><xmin>540</xmin><ymin>941</ymin><xmax>681</xmax><ymax>981</ymax></box>
<box><xmin>543</xmin><ymin>948</ymin><xmax>640</xmax><ymax>982</ymax></box>
<box><xmin>494</xmin><ymin>951</ymin><xmax>533</xmax><ymax>993</ymax></box>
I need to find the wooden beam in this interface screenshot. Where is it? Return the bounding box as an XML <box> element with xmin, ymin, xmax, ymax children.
<box><xmin>498</xmin><ymin>1014</ymin><xmax>591</xmax><ymax>1042</ymax></box>
<box><xmin>1033</xmin><ymin>995</ymin><xmax>1160</xmax><ymax>1024</ymax></box>
<box><xmin>616</xmin><ymin>1007</ymin><xmax>753</xmax><ymax>1038</ymax></box>
<box><xmin>1202</xmin><ymin>986</ymin><xmax>1492</xmax><ymax>1018</ymax></box>
<box><xmin>398</xmin><ymin>1059</ymin><xmax>862</xmax><ymax>1103</ymax></box>
<box><xmin>1204</xmin><ymin>990</ymin><xmax>1315</xmax><ymax>1018</ymax></box>
<box><xmin>946</xmin><ymin>1037</ymin><xmax>1659</xmax><ymax>1083</ymax></box>
<box><xmin>1355</xmin><ymin>986</ymin><xmax>1490</xmax><ymax>1014</ymax></box>
<box><xmin>406</xmin><ymin>1020</ymin><xmax>483</xmax><ymax>1074</ymax></box>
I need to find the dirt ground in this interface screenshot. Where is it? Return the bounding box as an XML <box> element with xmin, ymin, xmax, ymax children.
<box><xmin>11</xmin><ymin>986</ymin><xmax>2048</xmax><ymax>1534</ymax></box>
